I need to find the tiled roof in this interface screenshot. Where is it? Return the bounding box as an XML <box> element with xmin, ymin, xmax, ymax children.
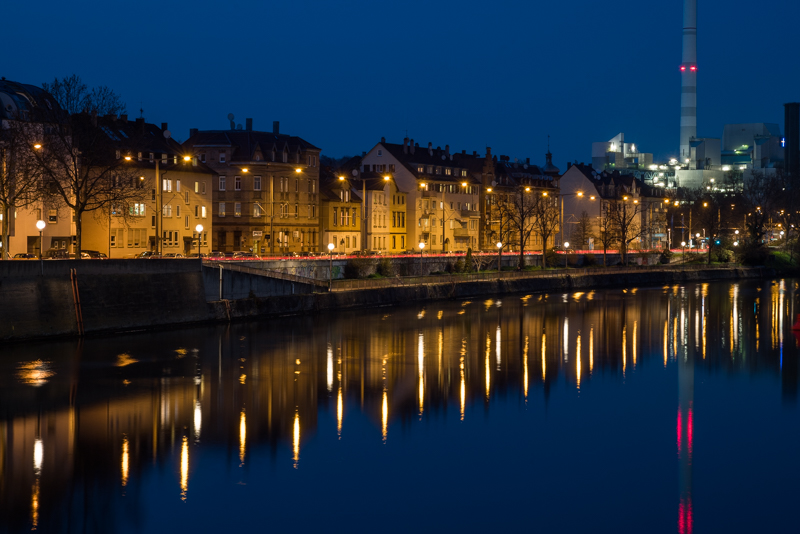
<box><xmin>184</xmin><ymin>130</ymin><xmax>320</xmax><ymax>162</ymax></box>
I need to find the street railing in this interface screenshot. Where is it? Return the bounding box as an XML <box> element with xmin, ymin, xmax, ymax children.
<box><xmin>203</xmin><ymin>260</ymin><xmax>328</xmax><ymax>288</ymax></box>
<box><xmin>329</xmin><ymin>263</ymin><xmax>748</xmax><ymax>292</ymax></box>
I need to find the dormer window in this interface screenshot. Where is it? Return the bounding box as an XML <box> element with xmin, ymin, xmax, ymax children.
<box><xmin>219</xmin><ymin>151</ymin><xmax>226</xmax><ymax>163</ymax></box>
<box><xmin>377</xmin><ymin>149</ymin><xmax>383</xmax><ymax>157</ymax></box>
<box><xmin>417</xmin><ymin>165</ymin><xmax>424</xmax><ymax>173</ymax></box>
<box><xmin>445</xmin><ymin>168</ymin><xmax>452</xmax><ymax>176</ymax></box>
<box><xmin>282</xmin><ymin>150</ymin><xmax>288</xmax><ymax>163</ymax></box>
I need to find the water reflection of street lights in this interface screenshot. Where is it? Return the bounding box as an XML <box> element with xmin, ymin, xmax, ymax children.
<box><xmin>328</xmin><ymin>242</ymin><xmax>335</xmax><ymax>291</ymax></box>
<box><xmin>36</xmin><ymin>220</ymin><xmax>45</xmax><ymax>274</ymax></box>
<box><xmin>564</xmin><ymin>241</ymin><xmax>569</xmax><ymax>268</ymax></box>
<box><xmin>419</xmin><ymin>242</ymin><xmax>425</xmax><ymax>275</ymax></box>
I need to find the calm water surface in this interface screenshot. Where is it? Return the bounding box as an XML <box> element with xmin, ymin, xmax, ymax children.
<box><xmin>2</xmin><ymin>279</ymin><xmax>800</xmax><ymax>533</ymax></box>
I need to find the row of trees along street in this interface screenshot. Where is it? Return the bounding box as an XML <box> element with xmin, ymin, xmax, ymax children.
<box><xmin>1</xmin><ymin>75</ymin><xmax>149</xmax><ymax>259</ymax></box>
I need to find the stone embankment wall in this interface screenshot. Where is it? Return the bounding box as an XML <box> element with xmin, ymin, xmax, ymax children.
<box><xmin>210</xmin><ymin>266</ymin><xmax>766</xmax><ymax>322</ymax></box>
<box><xmin>0</xmin><ymin>259</ymin><xmax>208</xmax><ymax>341</ymax></box>
<box><xmin>0</xmin><ymin>259</ymin><xmax>766</xmax><ymax>342</ymax></box>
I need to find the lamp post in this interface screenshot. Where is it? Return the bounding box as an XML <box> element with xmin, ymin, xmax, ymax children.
<box><xmin>419</xmin><ymin>242</ymin><xmax>425</xmax><ymax>275</ymax></box>
<box><xmin>563</xmin><ymin>241</ymin><xmax>569</xmax><ymax>268</ymax></box>
<box><xmin>36</xmin><ymin>220</ymin><xmax>45</xmax><ymax>275</ymax></box>
<box><xmin>681</xmin><ymin>241</ymin><xmax>686</xmax><ymax>261</ymax></box>
<box><xmin>496</xmin><ymin>241</ymin><xmax>503</xmax><ymax>271</ymax></box>
<box><xmin>328</xmin><ymin>242</ymin><xmax>335</xmax><ymax>291</ymax></box>
<box><xmin>195</xmin><ymin>224</ymin><xmax>203</xmax><ymax>257</ymax></box>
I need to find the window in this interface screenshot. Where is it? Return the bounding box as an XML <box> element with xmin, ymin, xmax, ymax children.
<box><xmin>219</xmin><ymin>151</ymin><xmax>226</xmax><ymax>163</ymax></box>
<box><xmin>151</xmin><ymin>215</ymin><xmax>156</xmax><ymax>227</ymax></box>
<box><xmin>200</xmin><ymin>153</ymin><xmax>206</xmax><ymax>163</ymax></box>
<box><xmin>110</xmin><ymin>229</ymin><xmax>121</xmax><ymax>247</ymax></box>
<box><xmin>235</xmin><ymin>176</ymin><xmax>242</xmax><ymax>191</ymax></box>
<box><xmin>461</xmin><ymin>169</ymin><xmax>467</xmax><ymax>177</ymax></box>
<box><xmin>127</xmin><ymin>228</ymin><xmax>146</xmax><ymax>248</ymax></box>
<box><xmin>392</xmin><ymin>236</ymin><xmax>396</xmax><ymax>249</ymax></box>
<box><xmin>184</xmin><ymin>191</ymin><xmax>189</xmax><ymax>204</ymax></box>
<box><xmin>201</xmin><ymin>206</ymin><xmax>207</xmax><ymax>218</ymax></box>
<box><xmin>234</xmin><ymin>202</ymin><xmax>241</xmax><ymax>217</ymax></box>
<box><xmin>48</xmin><ymin>209</ymin><xmax>58</xmax><ymax>223</ymax></box>
<box><xmin>295</xmin><ymin>179</ymin><xmax>299</xmax><ymax>192</ymax></box>
<box><xmin>201</xmin><ymin>182</ymin><xmax>206</xmax><ymax>194</ymax></box>
<box><xmin>219</xmin><ymin>202</ymin><xmax>226</xmax><ymax>217</ymax></box>
<box><xmin>195</xmin><ymin>205</ymin><xmax>199</xmax><ymax>217</ymax></box>
<box><xmin>294</xmin><ymin>204</ymin><xmax>299</xmax><ymax>218</ymax></box>
<box><xmin>163</xmin><ymin>179</ymin><xmax>172</xmax><ymax>192</ymax></box>
<box><xmin>333</xmin><ymin>207</ymin><xmax>337</xmax><ymax>226</ymax></box>
<box><xmin>254</xmin><ymin>176</ymin><xmax>262</xmax><ymax>191</ymax></box>
<box><xmin>282</xmin><ymin>150</ymin><xmax>288</xmax><ymax>163</ymax></box>
<box><xmin>185</xmin><ymin>215</ymin><xmax>190</xmax><ymax>229</ymax></box>
<box><xmin>254</xmin><ymin>204</ymin><xmax>262</xmax><ymax>217</ymax></box>
<box><xmin>130</xmin><ymin>203</ymin><xmax>146</xmax><ymax>216</ymax></box>
<box><xmin>352</xmin><ymin>208</ymin><xmax>357</xmax><ymax>226</ymax></box>
<box><xmin>427</xmin><ymin>166</ymin><xmax>433</xmax><ymax>173</ymax></box>
<box><xmin>162</xmin><ymin>204</ymin><xmax>172</xmax><ymax>217</ymax></box>
<box><xmin>219</xmin><ymin>176</ymin><xmax>226</xmax><ymax>191</ymax></box>
<box><xmin>377</xmin><ymin>149</ymin><xmax>383</xmax><ymax>156</ymax></box>
<box><xmin>445</xmin><ymin>168</ymin><xmax>452</xmax><ymax>176</ymax></box>
<box><xmin>401</xmin><ymin>236</ymin><xmax>405</xmax><ymax>248</ymax></box>
<box><xmin>417</xmin><ymin>165</ymin><xmax>424</xmax><ymax>173</ymax></box>
<box><xmin>194</xmin><ymin>181</ymin><xmax>199</xmax><ymax>193</ymax></box>
<box><xmin>176</xmin><ymin>180</ymin><xmax>181</xmax><ymax>192</ymax></box>
<box><xmin>176</xmin><ymin>205</ymin><xmax>181</xmax><ymax>217</ymax></box>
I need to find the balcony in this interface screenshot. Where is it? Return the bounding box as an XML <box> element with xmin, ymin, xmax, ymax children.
<box><xmin>421</xmin><ymin>190</ymin><xmax>437</xmax><ymax>198</ymax></box>
<box><xmin>461</xmin><ymin>209</ymin><xmax>480</xmax><ymax>218</ymax></box>
<box><xmin>453</xmin><ymin>227</ymin><xmax>470</xmax><ymax>238</ymax></box>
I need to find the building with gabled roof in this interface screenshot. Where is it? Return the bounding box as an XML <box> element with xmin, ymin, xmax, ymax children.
<box><xmin>183</xmin><ymin>120</ymin><xmax>321</xmax><ymax>254</ymax></box>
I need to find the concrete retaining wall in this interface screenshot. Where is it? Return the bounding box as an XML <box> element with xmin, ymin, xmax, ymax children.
<box><xmin>202</xmin><ymin>265</ymin><xmax>318</xmax><ymax>301</ymax></box>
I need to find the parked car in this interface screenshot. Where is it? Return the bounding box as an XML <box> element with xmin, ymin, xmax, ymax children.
<box><xmin>83</xmin><ymin>250</ymin><xmax>108</xmax><ymax>259</ymax></box>
<box><xmin>68</xmin><ymin>252</ymin><xmax>91</xmax><ymax>259</ymax></box>
<box><xmin>13</xmin><ymin>253</ymin><xmax>37</xmax><ymax>259</ymax></box>
<box><xmin>162</xmin><ymin>253</ymin><xmax>185</xmax><ymax>258</ymax></box>
<box><xmin>44</xmin><ymin>249</ymin><xmax>70</xmax><ymax>259</ymax></box>
<box><xmin>135</xmin><ymin>251</ymin><xmax>162</xmax><ymax>259</ymax></box>
<box><xmin>299</xmin><ymin>251</ymin><xmax>318</xmax><ymax>257</ymax></box>
<box><xmin>232</xmin><ymin>251</ymin><xmax>257</xmax><ymax>259</ymax></box>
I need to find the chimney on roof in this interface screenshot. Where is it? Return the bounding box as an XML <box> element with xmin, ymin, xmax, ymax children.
<box><xmin>403</xmin><ymin>137</ymin><xmax>409</xmax><ymax>154</ymax></box>
<box><xmin>462</xmin><ymin>150</ymin><xmax>466</xmax><ymax>155</ymax></box>
<box><xmin>428</xmin><ymin>142</ymin><xmax>433</xmax><ymax>156</ymax></box>
<box><xmin>273</xmin><ymin>121</ymin><xmax>280</xmax><ymax>135</ymax></box>
<box><xmin>135</xmin><ymin>117</ymin><xmax>144</xmax><ymax>133</ymax></box>
<box><xmin>190</xmin><ymin>128</ymin><xmax>198</xmax><ymax>138</ymax></box>
<box><xmin>108</xmin><ymin>114</ymin><xmax>117</xmax><ymax>121</ymax></box>
<box><xmin>246</xmin><ymin>118</ymin><xmax>252</xmax><ymax>131</ymax></box>
<box><xmin>381</xmin><ymin>136</ymin><xmax>386</xmax><ymax>143</ymax></box>
<box><xmin>445</xmin><ymin>145</ymin><xmax>450</xmax><ymax>157</ymax></box>
<box><xmin>362</xmin><ymin>151</ymin><xmax>366</xmax><ymax>157</ymax></box>
<box><xmin>526</xmin><ymin>157</ymin><xmax>530</xmax><ymax>165</ymax></box>
<box><xmin>486</xmin><ymin>147</ymin><xmax>492</xmax><ymax>159</ymax></box>
<box><xmin>567</xmin><ymin>162</ymin><xmax>573</xmax><ymax>169</ymax></box>
<box><xmin>410</xmin><ymin>139</ymin><xmax>415</xmax><ymax>154</ymax></box>
<box><xmin>161</xmin><ymin>122</ymin><xmax>168</xmax><ymax>131</ymax></box>
<box><xmin>120</xmin><ymin>114</ymin><xmax>127</xmax><ymax>122</ymax></box>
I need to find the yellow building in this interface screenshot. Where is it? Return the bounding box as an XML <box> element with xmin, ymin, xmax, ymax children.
<box><xmin>320</xmin><ymin>173</ymin><xmax>362</xmax><ymax>253</ymax></box>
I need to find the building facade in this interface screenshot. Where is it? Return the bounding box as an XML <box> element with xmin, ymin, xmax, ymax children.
<box><xmin>183</xmin><ymin>121</ymin><xmax>321</xmax><ymax>255</ymax></box>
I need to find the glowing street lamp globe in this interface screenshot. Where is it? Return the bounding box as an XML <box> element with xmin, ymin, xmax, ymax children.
<box><xmin>36</xmin><ymin>220</ymin><xmax>46</xmax><ymax>231</ymax></box>
<box><xmin>328</xmin><ymin>243</ymin><xmax>335</xmax><ymax>252</ymax></box>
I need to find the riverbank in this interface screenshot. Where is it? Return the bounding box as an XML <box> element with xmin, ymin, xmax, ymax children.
<box><xmin>0</xmin><ymin>261</ymin><xmax>775</xmax><ymax>342</ymax></box>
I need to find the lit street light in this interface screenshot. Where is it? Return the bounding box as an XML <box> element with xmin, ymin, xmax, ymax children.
<box><xmin>195</xmin><ymin>224</ymin><xmax>203</xmax><ymax>258</ymax></box>
<box><xmin>419</xmin><ymin>242</ymin><xmax>425</xmax><ymax>275</ymax></box>
<box><xmin>564</xmin><ymin>241</ymin><xmax>569</xmax><ymax>268</ymax></box>
<box><xmin>36</xmin><ymin>220</ymin><xmax>45</xmax><ymax>275</ymax></box>
<box><xmin>328</xmin><ymin>242</ymin><xmax>335</xmax><ymax>291</ymax></box>
<box><xmin>496</xmin><ymin>241</ymin><xmax>502</xmax><ymax>271</ymax></box>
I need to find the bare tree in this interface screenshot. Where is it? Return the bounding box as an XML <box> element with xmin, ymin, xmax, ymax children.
<box><xmin>571</xmin><ymin>210</ymin><xmax>594</xmax><ymax>251</ymax></box>
<box><xmin>26</xmin><ymin>112</ymin><xmax>146</xmax><ymax>257</ymax></box>
<box><xmin>0</xmin><ymin>120</ymin><xmax>43</xmax><ymax>259</ymax></box>
<box><xmin>529</xmin><ymin>191</ymin><xmax>560</xmax><ymax>268</ymax></box>
<box><xmin>496</xmin><ymin>186</ymin><xmax>538</xmax><ymax>268</ymax></box>
<box><xmin>42</xmin><ymin>75</ymin><xmax>127</xmax><ymax>116</ymax></box>
<box><xmin>607</xmin><ymin>198</ymin><xmax>644</xmax><ymax>265</ymax></box>
<box><xmin>597</xmin><ymin>204</ymin><xmax>616</xmax><ymax>266</ymax></box>
<box><xmin>740</xmin><ymin>170</ymin><xmax>781</xmax><ymax>245</ymax></box>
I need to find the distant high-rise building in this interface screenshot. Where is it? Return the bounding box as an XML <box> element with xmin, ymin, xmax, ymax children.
<box><xmin>785</xmin><ymin>103</ymin><xmax>800</xmax><ymax>180</ymax></box>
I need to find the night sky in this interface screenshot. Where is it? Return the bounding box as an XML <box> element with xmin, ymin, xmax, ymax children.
<box><xmin>6</xmin><ymin>0</ymin><xmax>798</xmax><ymax>167</ymax></box>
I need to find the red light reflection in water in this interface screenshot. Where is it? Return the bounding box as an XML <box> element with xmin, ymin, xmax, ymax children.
<box><xmin>678</xmin><ymin>402</ymin><xmax>694</xmax><ymax>534</ymax></box>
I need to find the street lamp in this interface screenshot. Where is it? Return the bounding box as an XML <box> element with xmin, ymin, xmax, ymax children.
<box><xmin>419</xmin><ymin>242</ymin><xmax>425</xmax><ymax>275</ymax></box>
<box><xmin>681</xmin><ymin>241</ymin><xmax>686</xmax><ymax>260</ymax></box>
<box><xmin>195</xmin><ymin>224</ymin><xmax>203</xmax><ymax>258</ymax></box>
<box><xmin>327</xmin><ymin>242</ymin><xmax>335</xmax><ymax>291</ymax></box>
<box><xmin>496</xmin><ymin>241</ymin><xmax>503</xmax><ymax>271</ymax></box>
<box><xmin>563</xmin><ymin>241</ymin><xmax>569</xmax><ymax>268</ymax></box>
<box><xmin>36</xmin><ymin>220</ymin><xmax>45</xmax><ymax>275</ymax></box>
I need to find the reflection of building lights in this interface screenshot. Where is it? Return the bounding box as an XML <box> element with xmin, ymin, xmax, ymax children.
<box><xmin>33</xmin><ymin>439</ymin><xmax>43</xmax><ymax>473</ymax></box>
<box><xmin>121</xmin><ymin>436</ymin><xmax>129</xmax><ymax>487</ymax></box>
<box><xmin>496</xmin><ymin>326</ymin><xmax>502</xmax><ymax>370</ymax></box>
<box><xmin>293</xmin><ymin>410</ymin><xmax>300</xmax><ymax>467</ymax></box>
<box><xmin>17</xmin><ymin>360</ymin><xmax>54</xmax><ymax>387</ymax></box>
<box><xmin>337</xmin><ymin>387</ymin><xmax>343</xmax><ymax>438</ymax></box>
<box><xmin>563</xmin><ymin>318</ymin><xmax>569</xmax><ymax>362</ymax></box>
<box><xmin>485</xmin><ymin>334</ymin><xmax>491</xmax><ymax>399</ymax></box>
<box><xmin>633</xmin><ymin>321</ymin><xmax>638</xmax><ymax>368</ymax></box>
<box><xmin>541</xmin><ymin>334</ymin><xmax>547</xmax><ymax>380</ymax></box>
<box><xmin>326</xmin><ymin>344</ymin><xmax>333</xmax><ymax>392</ymax></box>
<box><xmin>622</xmin><ymin>325</ymin><xmax>627</xmax><ymax>375</ymax></box>
<box><xmin>31</xmin><ymin>479</ymin><xmax>40</xmax><ymax>529</ymax></box>
<box><xmin>239</xmin><ymin>410</ymin><xmax>246</xmax><ymax>465</ymax></box>
<box><xmin>576</xmin><ymin>335</ymin><xmax>581</xmax><ymax>389</ymax></box>
<box><xmin>180</xmin><ymin>436</ymin><xmax>189</xmax><ymax>501</ymax></box>
<box><xmin>381</xmin><ymin>390</ymin><xmax>388</xmax><ymax>443</ymax></box>
<box><xmin>194</xmin><ymin>401</ymin><xmax>202</xmax><ymax>441</ymax></box>
<box><xmin>523</xmin><ymin>336</ymin><xmax>529</xmax><ymax>399</ymax></box>
<box><xmin>589</xmin><ymin>327</ymin><xmax>594</xmax><ymax>374</ymax></box>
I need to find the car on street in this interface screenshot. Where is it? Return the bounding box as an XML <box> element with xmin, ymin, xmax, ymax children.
<box><xmin>13</xmin><ymin>253</ymin><xmax>37</xmax><ymax>259</ymax></box>
<box><xmin>232</xmin><ymin>251</ymin><xmax>257</xmax><ymax>259</ymax></box>
<box><xmin>162</xmin><ymin>253</ymin><xmax>185</xmax><ymax>258</ymax></box>
<box><xmin>83</xmin><ymin>250</ymin><xmax>108</xmax><ymax>259</ymax></box>
<box><xmin>135</xmin><ymin>251</ymin><xmax>162</xmax><ymax>259</ymax></box>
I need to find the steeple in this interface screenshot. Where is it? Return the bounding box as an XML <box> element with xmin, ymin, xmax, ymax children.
<box><xmin>542</xmin><ymin>136</ymin><xmax>560</xmax><ymax>176</ymax></box>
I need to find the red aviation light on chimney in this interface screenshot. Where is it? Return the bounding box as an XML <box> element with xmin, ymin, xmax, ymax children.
<box><xmin>690</xmin><ymin>65</ymin><xmax>697</xmax><ymax>71</ymax></box>
<box><xmin>680</xmin><ymin>65</ymin><xmax>686</xmax><ymax>71</ymax></box>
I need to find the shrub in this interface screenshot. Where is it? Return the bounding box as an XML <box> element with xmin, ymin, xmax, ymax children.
<box><xmin>344</xmin><ymin>258</ymin><xmax>375</xmax><ymax>278</ymax></box>
<box><xmin>464</xmin><ymin>248</ymin><xmax>474</xmax><ymax>272</ymax></box>
<box><xmin>583</xmin><ymin>254</ymin><xmax>597</xmax><ymax>266</ymax></box>
<box><xmin>544</xmin><ymin>248</ymin><xmax>559</xmax><ymax>268</ymax></box>
<box><xmin>659</xmin><ymin>249</ymin><xmax>673</xmax><ymax>264</ymax></box>
<box><xmin>376</xmin><ymin>257</ymin><xmax>393</xmax><ymax>277</ymax></box>
<box><xmin>454</xmin><ymin>257</ymin><xmax>466</xmax><ymax>273</ymax></box>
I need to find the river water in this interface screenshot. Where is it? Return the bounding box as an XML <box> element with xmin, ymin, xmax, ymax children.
<box><xmin>1</xmin><ymin>278</ymin><xmax>799</xmax><ymax>533</ymax></box>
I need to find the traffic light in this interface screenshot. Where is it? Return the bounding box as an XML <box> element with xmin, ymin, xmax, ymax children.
<box><xmin>714</xmin><ymin>238</ymin><xmax>721</xmax><ymax>246</ymax></box>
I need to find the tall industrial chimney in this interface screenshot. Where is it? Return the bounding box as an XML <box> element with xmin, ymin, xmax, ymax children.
<box><xmin>679</xmin><ymin>0</ymin><xmax>698</xmax><ymax>161</ymax></box>
<box><xmin>785</xmin><ymin>103</ymin><xmax>800</xmax><ymax>180</ymax></box>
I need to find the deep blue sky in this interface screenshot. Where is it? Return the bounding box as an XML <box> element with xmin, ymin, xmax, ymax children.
<box><xmin>5</xmin><ymin>0</ymin><xmax>798</xmax><ymax>167</ymax></box>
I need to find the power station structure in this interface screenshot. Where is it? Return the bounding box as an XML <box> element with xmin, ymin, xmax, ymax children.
<box><xmin>679</xmin><ymin>0</ymin><xmax>698</xmax><ymax>163</ymax></box>
<box><xmin>590</xmin><ymin>0</ymin><xmax>797</xmax><ymax>192</ymax></box>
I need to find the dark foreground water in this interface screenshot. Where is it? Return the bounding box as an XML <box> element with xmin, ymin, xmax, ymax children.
<box><xmin>2</xmin><ymin>279</ymin><xmax>800</xmax><ymax>533</ymax></box>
